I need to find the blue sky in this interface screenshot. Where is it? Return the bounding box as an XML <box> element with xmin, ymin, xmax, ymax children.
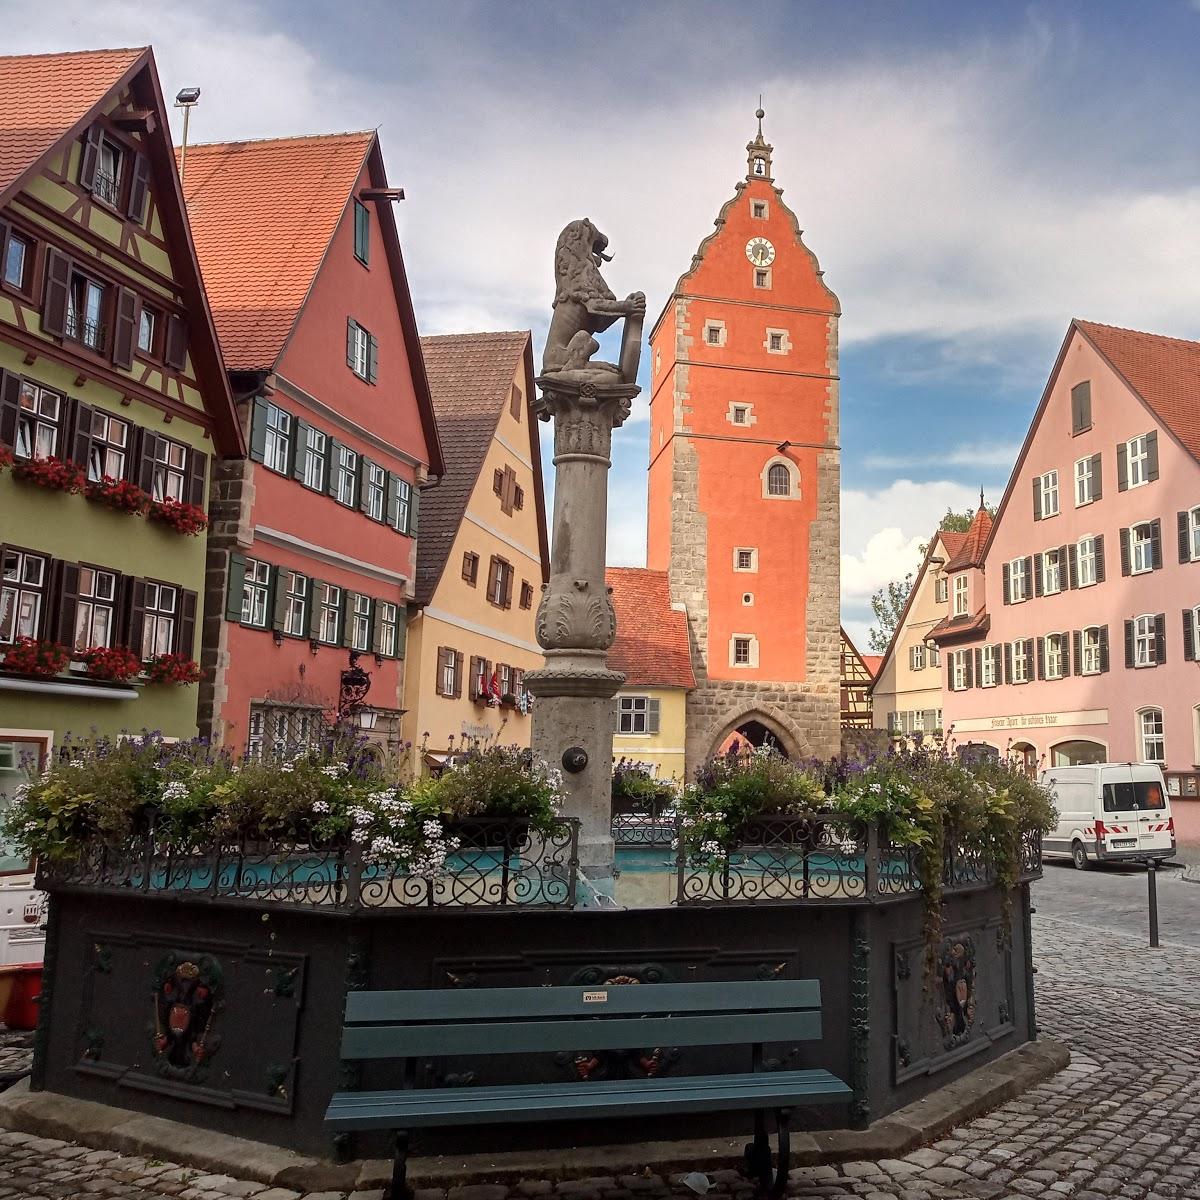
<box><xmin>11</xmin><ymin>0</ymin><xmax>1200</xmax><ymax>644</ymax></box>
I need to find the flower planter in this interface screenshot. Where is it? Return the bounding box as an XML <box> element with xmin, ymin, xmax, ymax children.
<box><xmin>9</xmin><ymin>456</ymin><xmax>84</xmax><ymax>494</ymax></box>
<box><xmin>0</xmin><ymin>639</ymin><xmax>71</xmax><ymax>678</ymax></box>
<box><xmin>84</xmin><ymin>478</ymin><xmax>149</xmax><ymax>515</ymax></box>
<box><xmin>147</xmin><ymin>498</ymin><xmax>208</xmax><ymax>536</ymax></box>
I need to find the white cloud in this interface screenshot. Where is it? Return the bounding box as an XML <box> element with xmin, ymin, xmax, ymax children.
<box><xmin>864</xmin><ymin>441</ymin><xmax>1021</xmax><ymax>471</ymax></box>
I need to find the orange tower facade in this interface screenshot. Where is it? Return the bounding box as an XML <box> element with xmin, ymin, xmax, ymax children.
<box><xmin>646</xmin><ymin>114</ymin><xmax>841</xmax><ymax>770</ymax></box>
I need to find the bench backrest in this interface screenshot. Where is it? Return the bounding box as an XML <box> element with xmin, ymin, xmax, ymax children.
<box><xmin>341</xmin><ymin>979</ymin><xmax>822</xmax><ymax>1060</ymax></box>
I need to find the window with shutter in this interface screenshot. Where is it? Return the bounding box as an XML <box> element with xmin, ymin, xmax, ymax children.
<box><xmin>78</xmin><ymin>125</ymin><xmax>103</xmax><ymax>190</ymax></box>
<box><xmin>510</xmin><ymin>385</ymin><xmax>522</xmax><ymax>421</ymax></box>
<box><xmin>111</xmin><ymin>288</ymin><xmax>138</xmax><ymax>370</ymax></box>
<box><xmin>178</xmin><ymin>589</ymin><xmax>198</xmax><ymax>659</ymax></box>
<box><xmin>1154</xmin><ymin>613</ymin><xmax>1166</xmax><ymax>665</ymax></box>
<box><xmin>164</xmin><ymin>315</ymin><xmax>187</xmax><ymax>371</ymax></box>
<box><xmin>407</xmin><ymin>486</ymin><xmax>419</xmax><ymax>536</ymax></box>
<box><xmin>1002</xmin><ymin>561</ymin><xmax>1011</xmax><ymax>605</ymax></box>
<box><xmin>41</xmin><ymin>248</ymin><xmax>71</xmax><ymax>338</ymax></box>
<box><xmin>1117</xmin><ymin>442</ymin><xmax>1129</xmax><ymax>491</ymax></box>
<box><xmin>1090</xmin><ymin>453</ymin><xmax>1102</xmax><ymax>500</ymax></box>
<box><xmin>647</xmin><ymin>697</ymin><xmax>661</xmax><ymax>734</ymax></box>
<box><xmin>367</xmin><ymin>334</ymin><xmax>379</xmax><ymax>384</ymax></box>
<box><xmin>353</xmin><ymin>200</ymin><xmax>370</xmax><ymax>265</ymax></box>
<box><xmin>248</xmin><ymin>397</ymin><xmax>268</xmax><ymax>464</ymax></box>
<box><xmin>225</xmin><ymin>552</ymin><xmax>247</xmax><ymax>622</ymax></box>
<box><xmin>127</xmin><ymin>152</ymin><xmax>151</xmax><ymax>224</ymax></box>
<box><xmin>1099</xmin><ymin>625</ymin><xmax>1110</xmax><ymax>673</ymax></box>
<box><xmin>1070</xmin><ymin>381</ymin><xmax>1092</xmax><ymax>434</ymax></box>
<box><xmin>1183</xmin><ymin>609</ymin><xmax>1196</xmax><ymax>663</ymax></box>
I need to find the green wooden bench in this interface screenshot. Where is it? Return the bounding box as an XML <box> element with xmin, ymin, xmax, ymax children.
<box><xmin>326</xmin><ymin>979</ymin><xmax>851</xmax><ymax>1199</ymax></box>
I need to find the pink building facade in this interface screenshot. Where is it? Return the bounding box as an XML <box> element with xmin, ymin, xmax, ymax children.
<box><xmin>934</xmin><ymin>321</ymin><xmax>1200</xmax><ymax>798</ymax></box>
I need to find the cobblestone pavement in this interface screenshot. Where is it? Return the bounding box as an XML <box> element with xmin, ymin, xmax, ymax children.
<box><xmin>0</xmin><ymin>912</ymin><xmax>1197</xmax><ymax>1199</ymax></box>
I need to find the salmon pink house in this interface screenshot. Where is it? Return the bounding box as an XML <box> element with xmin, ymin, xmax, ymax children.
<box><xmin>182</xmin><ymin>131</ymin><xmax>442</xmax><ymax>755</ymax></box>
<box><xmin>934</xmin><ymin>321</ymin><xmax>1200</xmax><ymax>796</ymax></box>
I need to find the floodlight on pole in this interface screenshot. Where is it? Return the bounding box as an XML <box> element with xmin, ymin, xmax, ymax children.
<box><xmin>174</xmin><ymin>87</ymin><xmax>201</xmax><ymax>187</ymax></box>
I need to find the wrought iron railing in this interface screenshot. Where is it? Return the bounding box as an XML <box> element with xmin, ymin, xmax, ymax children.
<box><xmin>65</xmin><ymin>311</ymin><xmax>105</xmax><ymax>350</ymax></box>
<box><xmin>667</xmin><ymin>814</ymin><xmax>1042</xmax><ymax>907</ymax></box>
<box><xmin>611</xmin><ymin>792</ymin><xmax>676</xmax><ymax>847</ymax></box>
<box><xmin>37</xmin><ymin>818</ymin><xmax>579</xmax><ymax>912</ymax></box>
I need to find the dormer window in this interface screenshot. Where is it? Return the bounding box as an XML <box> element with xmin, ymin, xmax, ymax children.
<box><xmin>953</xmin><ymin>574</ymin><xmax>968</xmax><ymax>617</ymax></box>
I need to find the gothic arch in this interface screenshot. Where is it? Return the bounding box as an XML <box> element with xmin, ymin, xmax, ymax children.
<box><xmin>699</xmin><ymin>705</ymin><xmax>809</xmax><ymax>764</ymax></box>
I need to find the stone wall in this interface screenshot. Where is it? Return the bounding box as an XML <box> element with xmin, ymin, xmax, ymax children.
<box><xmin>196</xmin><ymin>454</ymin><xmax>255</xmax><ymax>747</ymax></box>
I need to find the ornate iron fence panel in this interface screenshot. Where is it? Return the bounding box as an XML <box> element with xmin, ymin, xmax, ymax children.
<box><xmin>674</xmin><ymin>815</ymin><xmax>1043</xmax><ymax>906</ymax></box>
<box><xmin>676</xmin><ymin>814</ymin><xmax>874</xmax><ymax>905</ymax></box>
<box><xmin>38</xmin><ymin>819</ymin><xmax>579</xmax><ymax>912</ymax></box>
<box><xmin>611</xmin><ymin>795</ymin><xmax>676</xmax><ymax>847</ymax></box>
<box><xmin>357</xmin><ymin>819</ymin><xmax>578</xmax><ymax>909</ymax></box>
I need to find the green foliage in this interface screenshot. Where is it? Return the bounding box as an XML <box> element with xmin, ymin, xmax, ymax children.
<box><xmin>679</xmin><ymin>747</ymin><xmax>826</xmax><ymax>861</ymax></box>
<box><xmin>3</xmin><ymin>734</ymin><xmax>564</xmax><ymax>873</ymax></box>
<box><xmin>867</xmin><ymin>574</ymin><xmax>913</xmax><ymax>653</ymax></box>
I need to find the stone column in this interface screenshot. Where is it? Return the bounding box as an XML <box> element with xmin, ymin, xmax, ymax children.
<box><xmin>525</xmin><ymin>376</ymin><xmax>638</xmax><ymax>885</ymax></box>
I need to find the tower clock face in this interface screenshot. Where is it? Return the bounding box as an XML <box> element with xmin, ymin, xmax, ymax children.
<box><xmin>746</xmin><ymin>237</ymin><xmax>775</xmax><ymax>266</ymax></box>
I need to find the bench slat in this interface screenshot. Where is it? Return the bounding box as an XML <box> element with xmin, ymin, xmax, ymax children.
<box><xmin>325</xmin><ymin>1069</ymin><xmax>852</xmax><ymax>1130</ymax></box>
<box><xmin>345</xmin><ymin>980</ymin><xmax>821</xmax><ymax>1024</ymax></box>
<box><xmin>341</xmin><ymin>1008</ymin><xmax>821</xmax><ymax>1059</ymax></box>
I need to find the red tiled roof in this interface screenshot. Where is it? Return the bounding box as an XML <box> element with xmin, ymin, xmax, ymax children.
<box><xmin>606</xmin><ymin>568</ymin><xmax>696</xmax><ymax>690</ymax></box>
<box><xmin>938</xmin><ymin>530</ymin><xmax>968</xmax><ymax>561</ymax></box>
<box><xmin>416</xmin><ymin>331</ymin><xmax>544</xmax><ymax>606</ymax></box>
<box><xmin>0</xmin><ymin>47</ymin><xmax>145</xmax><ymax>202</ymax></box>
<box><xmin>944</xmin><ymin>508</ymin><xmax>993</xmax><ymax>571</ymax></box>
<box><xmin>862</xmin><ymin>655</ymin><xmax>884</xmax><ymax>678</ymax></box>
<box><xmin>180</xmin><ymin>132</ymin><xmax>375</xmax><ymax>371</ymax></box>
<box><xmin>929</xmin><ymin>608</ymin><xmax>991</xmax><ymax>645</ymax></box>
<box><xmin>1076</xmin><ymin>320</ymin><xmax>1200</xmax><ymax>462</ymax></box>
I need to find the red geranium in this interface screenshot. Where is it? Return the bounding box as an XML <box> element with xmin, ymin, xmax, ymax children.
<box><xmin>10</xmin><ymin>455</ymin><xmax>85</xmax><ymax>494</ymax></box>
<box><xmin>81</xmin><ymin>645</ymin><xmax>142</xmax><ymax>682</ymax></box>
<box><xmin>148</xmin><ymin>498</ymin><xmax>208</xmax><ymax>536</ymax></box>
<box><xmin>85</xmin><ymin>476</ymin><xmax>149</xmax><ymax>515</ymax></box>
<box><xmin>1</xmin><ymin>637</ymin><xmax>71</xmax><ymax>677</ymax></box>
<box><xmin>145</xmin><ymin>653</ymin><xmax>203</xmax><ymax>685</ymax></box>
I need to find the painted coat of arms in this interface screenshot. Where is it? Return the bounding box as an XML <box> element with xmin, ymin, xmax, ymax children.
<box><xmin>150</xmin><ymin>952</ymin><xmax>223</xmax><ymax>1081</ymax></box>
<box><xmin>935</xmin><ymin>936</ymin><xmax>976</xmax><ymax>1048</ymax></box>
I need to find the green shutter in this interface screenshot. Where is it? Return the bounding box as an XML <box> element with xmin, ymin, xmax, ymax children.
<box><xmin>346</xmin><ymin>319</ymin><xmax>358</xmax><ymax>369</ymax></box>
<box><xmin>272</xmin><ymin>567</ymin><xmax>289</xmax><ymax>633</ymax></box>
<box><xmin>308</xmin><ymin>580</ymin><xmax>325</xmax><ymax>640</ymax></box>
<box><xmin>249</xmin><ymin>397</ymin><xmax>268</xmax><ymax>463</ymax></box>
<box><xmin>327</xmin><ymin>439</ymin><xmax>342</xmax><ymax>499</ymax></box>
<box><xmin>341</xmin><ymin>591</ymin><xmax>356</xmax><ymax>647</ymax></box>
<box><xmin>386</xmin><ymin>472</ymin><xmax>401</xmax><ymax>529</ymax></box>
<box><xmin>292</xmin><ymin>420</ymin><xmax>310</xmax><ymax>481</ymax></box>
<box><xmin>358</xmin><ymin>457</ymin><xmax>373</xmax><ymax>515</ymax></box>
<box><xmin>225</xmin><ymin>552</ymin><xmax>247</xmax><ymax>622</ymax></box>
<box><xmin>354</xmin><ymin>200</ymin><xmax>370</xmax><ymax>264</ymax></box>
<box><xmin>407</xmin><ymin>486</ymin><xmax>420</xmax><ymax>536</ymax></box>
<box><xmin>395</xmin><ymin>605</ymin><xmax>407</xmax><ymax>659</ymax></box>
<box><xmin>367</xmin><ymin>334</ymin><xmax>379</xmax><ymax>384</ymax></box>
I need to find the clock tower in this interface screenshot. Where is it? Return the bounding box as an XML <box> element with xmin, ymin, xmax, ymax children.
<box><xmin>646</xmin><ymin>110</ymin><xmax>841</xmax><ymax>771</ymax></box>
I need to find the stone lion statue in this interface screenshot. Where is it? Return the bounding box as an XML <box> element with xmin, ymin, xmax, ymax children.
<box><xmin>542</xmin><ymin>218</ymin><xmax>645</xmax><ymax>381</ymax></box>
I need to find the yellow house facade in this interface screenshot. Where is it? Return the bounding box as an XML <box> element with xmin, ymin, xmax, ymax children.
<box><xmin>607</xmin><ymin>567</ymin><xmax>696</xmax><ymax>783</ymax></box>
<box><xmin>402</xmin><ymin>332</ymin><xmax>548</xmax><ymax>769</ymax></box>
<box><xmin>868</xmin><ymin>529</ymin><xmax>965</xmax><ymax>738</ymax></box>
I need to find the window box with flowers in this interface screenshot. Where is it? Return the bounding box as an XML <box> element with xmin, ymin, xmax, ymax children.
<box><xmin>0</xmin><ymin>637</ymin><xmax>71</xmax><ymax>678</ymax></box>
<box><xmin>80</xmin><ymin>645</ymin><xmax>142</xmax><ymax>682</ymax></box>
<box><xmin>9</xmin><ymin>455</ymin><xmax>85</xmax><ymax>494</ymax></box>
<box><xmin>147</xmin><ymin>497</ymin><xmax>208</xmax><ymax>536</ymax></box>
<box><xmin>84</xmin><ymin>477</ymin><xmax>149</xmax><ymax>515</ymax></box>
<box><xmin>145</xmin><ymin>653</ymin><xmax>203</xmax><ymax>685</ymax></box>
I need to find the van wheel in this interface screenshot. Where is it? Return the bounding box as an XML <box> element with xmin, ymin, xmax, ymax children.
<box><xmin>1071</xmin><ymin>841</ymin><xmax>1090</xmax><ymax>870</ymax></box>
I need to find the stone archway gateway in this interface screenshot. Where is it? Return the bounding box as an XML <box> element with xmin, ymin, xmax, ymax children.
<box><xmin>701</xmin><ymin>707</ymin><xmax>807</xmax><ymax>765</ymax></box>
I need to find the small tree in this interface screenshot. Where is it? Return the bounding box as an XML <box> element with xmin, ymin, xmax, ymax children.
<box><xmin>867</xmin><ymin>573</ymin><xmax>913</xmax><ymax>653</ymax></box>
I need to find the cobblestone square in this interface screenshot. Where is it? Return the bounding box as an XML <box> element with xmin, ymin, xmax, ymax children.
<box><xmin>0</xmin><ymin>911</ymin><xmax>1197</xmax><ymax>1200</ymax></box>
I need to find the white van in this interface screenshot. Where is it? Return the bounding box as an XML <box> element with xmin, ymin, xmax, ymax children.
<box><xmin>1039</xmin><ymin>762</ymin><xmax>1176</xmax><ymax>870</ymax></box>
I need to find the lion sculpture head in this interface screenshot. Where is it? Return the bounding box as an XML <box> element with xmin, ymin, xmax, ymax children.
<box><xmin>553</xmin><ymin>218</ymin><xmax>617</xmax><ymax>308</ymax></box>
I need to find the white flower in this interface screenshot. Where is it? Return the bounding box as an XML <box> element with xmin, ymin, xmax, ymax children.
<box><xmin>322</xmin><ymin>764</ymin><xmax>345</xmax><ymax>778</ymax></box>
<box><xmin>350</xmin><ymin>828</ymin><xmax>368</xmax><ymax>844</ymax></box>
<box><xmin>161</xmin><ymin>781</ymin><xmax>189</xmax><ymax>801</ymax></box>
<box><xmin>422</xmin><ymin>819</ymin><xmax>442</xmax><ymax>837</ymax></box>
<box><xmin>280</xmin><ymin>762</ymin><xmax>295</xmax><ymax>774</ymax></box>
<box><xmin>701</xmin><ymin>840</ymin><xmax>722</xmax><ymax>856</ymax></box>
<box><xmin>312</xmin><ymin>800</ymin><xmax>330</xmax><ymax>815</ymax></box>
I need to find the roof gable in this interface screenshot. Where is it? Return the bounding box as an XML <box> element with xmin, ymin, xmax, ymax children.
<box><xmin>606</xmin><ymin>568</ymin><xmax>695</xmax><ymax>690</ymax></box>
<box><xmin>1075</xmin><ymin>320</ymin><xmax>1200</xmax><ymax>463</ymax></box>
<box><xmin>981</xmin><ymin>318</ymin><xmax>1200</xmax><ymax>566</ymax></box>
<box><xmin>415</xmin><ymin>331</ymin><xmax>544</xmax><ymax>605</ymax></box>
<box><xmin>0</xmin><ymin>47</ymin><xmax>144</xmax><ymax>203</ymax></box>
<box><xmin>866</xmin><ymin>528</ymin><xmax>962</xmax><ymax>693</ymax></box>
<box><xmin>944</xmin><ymin>508</ymin><xmax>993</xmax><ymax>571</ymax></box>
<box><xmin>181</xmin><ymin>131</ymin><xmax>374</xmax><ymax>372</ymax></box>
<box><xmin>0</xmin><ymin>46</ymin><xmax>242</xmax><ymax>455</ymax></box>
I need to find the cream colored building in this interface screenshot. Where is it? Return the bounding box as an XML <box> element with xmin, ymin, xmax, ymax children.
<box><xmin>868</xmin><ymin>529</ymin><xmax>966</xmax><ymax>738</ymax></box>
<box><xmin>403</xmin><ymin>332</ymin><xmax>548</xmax><ymax>769</ymax></box>
<box><xmin>607</xmin><ymin>568</ymin><xmax>696</xmax><ymax>783</ymax></box>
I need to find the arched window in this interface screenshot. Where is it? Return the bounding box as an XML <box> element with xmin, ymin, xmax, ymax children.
<box><xmin>767</xmin><ymin>464</ymin><xmax>790</xmax><ymax>496</ymax></box>
<box><xmin>1138</xmin><ymin>708</ymin><xmax>1165</xmax><ymax>764</ymax></box>
<box><xmin>1051</xmin><ymin>740</ymin><xmax>1106</xmax><ymax>766</ymax></box>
